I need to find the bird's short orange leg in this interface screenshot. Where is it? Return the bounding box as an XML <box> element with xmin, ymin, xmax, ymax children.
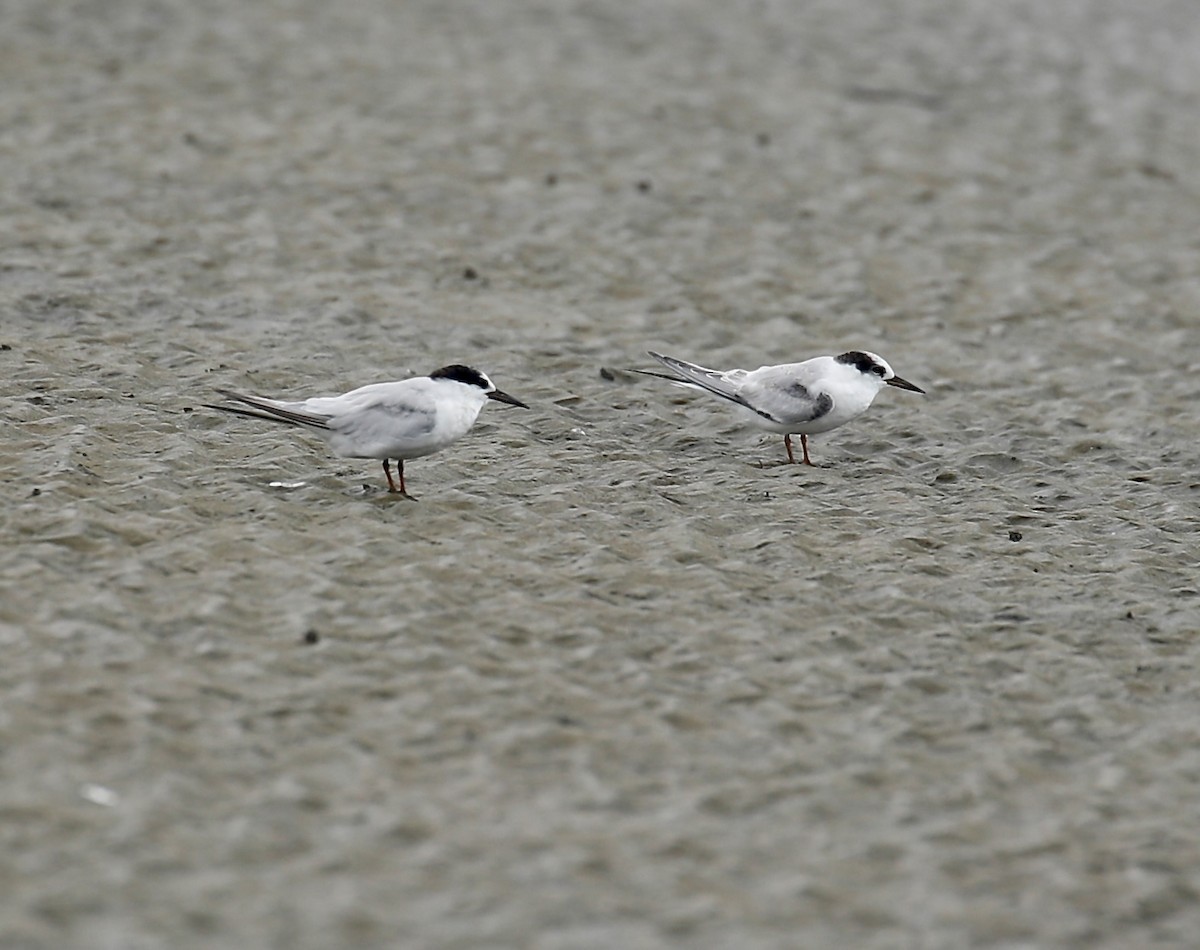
<box><xmin>800</xmin><ymin>434</ymin><xmax>813</xmax><ymax>466</ymax></box>
<box><xmin>784</xmin><ymin>434</ymin><xmax>796</xmax><ymax>464</ymax></box>
<box><xmin>382</xmin><ymin>459</ymin><xmax>412</xmax><ymax>496</ymax></box>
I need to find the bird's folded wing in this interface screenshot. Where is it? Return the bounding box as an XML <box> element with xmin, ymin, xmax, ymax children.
<box><xmin>323</xmin><ymin>399</ymin><xmax>439</xmax><ymax>456</ymax></box>
<box><xmin>742</xmin><ymin>377</ymin><xmax>834</xmax><ymax>425</ymax></box>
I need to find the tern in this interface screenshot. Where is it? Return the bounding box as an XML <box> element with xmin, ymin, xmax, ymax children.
<box><xmin>638</xmin><ymin>349</ymin><xmax>924</xmax><ymax>465</ymax></box>
<box><xmin>207</xmin><ymin>364</ymin><xmax>528</xmax><ymax>495</ymax></box>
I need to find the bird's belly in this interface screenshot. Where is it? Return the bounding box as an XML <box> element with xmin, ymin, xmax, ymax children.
<box><xmin>791</xmin><ymin>408</ymin><xmax>865</xmax><ymax>434</ymax></box>
<box><xmin>759</xmin><ymin>401</ymin><xmax>872</xmax><ymax>435</ymax></box>
<box><xmin>325</xmin><ymin>431</ymin><xmax>445</xmax><ymax>460</ymax></box>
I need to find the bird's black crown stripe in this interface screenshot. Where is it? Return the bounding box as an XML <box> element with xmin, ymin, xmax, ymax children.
<box><xmin>429</xmin><ymin>364</ymin><xmax>490</xmax><ymax>389</ymax></box>
<box><xmin>836</xmin><ymin>350</ymin><xmax>887</xmax><ymax>377</ymax></box>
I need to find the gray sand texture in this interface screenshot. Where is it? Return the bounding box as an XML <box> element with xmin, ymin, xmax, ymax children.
<box><xmin>3</xmin><ymin>0</ymin><xmax>1200</xmax><ymax>947</ymax></box>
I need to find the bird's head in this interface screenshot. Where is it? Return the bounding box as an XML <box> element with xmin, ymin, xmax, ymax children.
<box><xmin>429</xmin><ymin>364</ymin><xmax>529</xmax><ymax>407</ymax></box>
<box><xmin>835</xmin><ymin>350</ymin><xmax>925</xmax><ymax>394</ymax></box>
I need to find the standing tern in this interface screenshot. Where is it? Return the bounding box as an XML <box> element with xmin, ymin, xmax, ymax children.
<box><xmin>638</xmin><ymin>349</ymin><xmax>924</xmax><ymax>465</ymax></box>
<box><xmin>207</xmin><ymin>364</ymin><xmax>528</xmax><ymax>495</ymax></box>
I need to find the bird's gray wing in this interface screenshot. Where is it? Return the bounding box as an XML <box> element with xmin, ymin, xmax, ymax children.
<box><xmin>740</xmin><ymin>368</ymin><xmax>835</xmax><ymax>426</ymax></box>
<box><xmin>640</xmin><ymin>352</ymin><xmax>777</xmax><ymax>422</ymax></box>
<box><xmin>208</xmin><ymin>389</ymin><xmax>332</xmax><ymax>430</ymax></box>
<box><xmin>316</xmin><ymin>386</ymin><xmax>442</xmax><ymax>458</ymax></box>
<box><xmin>326</xmin><ymin>399</ymin><xmax>436</xmax><ymax>439</ymax></box>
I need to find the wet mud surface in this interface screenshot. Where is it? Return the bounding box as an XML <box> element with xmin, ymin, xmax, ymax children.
<box><xmin>3</xmin><ymin>1</ymin><xmax>1200</xmax><ymax>947</ymax></box>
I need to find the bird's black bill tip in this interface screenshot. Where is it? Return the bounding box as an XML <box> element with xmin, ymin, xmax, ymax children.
<box><xmin>886</xmin><ymin>375</ymin><xmax>926</xmax><ymax>394</ymax></box>
<box><xmin>488</xmin><ymin>389</ymin><xmax>529</xmax><ymax>408</ymax></box>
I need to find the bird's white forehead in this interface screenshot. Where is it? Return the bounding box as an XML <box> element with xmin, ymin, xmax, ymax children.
<box><xmin>863</xmin><ymin>351</ymin><xmax>893</xmax><ymax>376</ymax></box>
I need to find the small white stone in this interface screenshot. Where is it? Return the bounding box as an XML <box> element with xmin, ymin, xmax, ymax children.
<box><xmin>80</xmin><ymin>783</ymin><xmax>119</xmax><ymax>807</ymax></box>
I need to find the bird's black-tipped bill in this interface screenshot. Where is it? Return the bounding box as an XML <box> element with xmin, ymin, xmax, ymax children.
<box><xmin>886</xmin><ymin>375</ymin><xmax>925</xmax><ymax>394</ymax></box>
<box><xmin>488</xmin><ymin>389</ymin><xmax>529</xmax><ymax>408</ymax></box>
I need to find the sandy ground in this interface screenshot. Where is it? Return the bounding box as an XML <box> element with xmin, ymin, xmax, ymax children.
<box><xmin>3</xmin><ymin>0</ymin><xmax>1200</xmax><ymax>947</ymax></box>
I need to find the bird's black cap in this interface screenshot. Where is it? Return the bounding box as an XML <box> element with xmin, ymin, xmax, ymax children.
<box><xmin>429</xmin><ymin>364</ymin><xmax>490</xmax><ymax>389</ymax></box>
<box><xmin>835</xmin><ymin>350</ymin><xmax>888</xmax><ymax>377</ymax></box>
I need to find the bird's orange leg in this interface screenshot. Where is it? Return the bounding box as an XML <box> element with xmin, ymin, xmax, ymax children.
<box><xmin>382</xmin><ymin>459</ymin><xmax>411</xmax><ymax>496</ymax></box>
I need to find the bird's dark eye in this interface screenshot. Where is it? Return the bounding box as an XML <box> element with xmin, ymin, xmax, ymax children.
<box><xmin>873</xmin><ymin>365</ymin><xmax>886</xmax><ymax>377</ymax></box>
